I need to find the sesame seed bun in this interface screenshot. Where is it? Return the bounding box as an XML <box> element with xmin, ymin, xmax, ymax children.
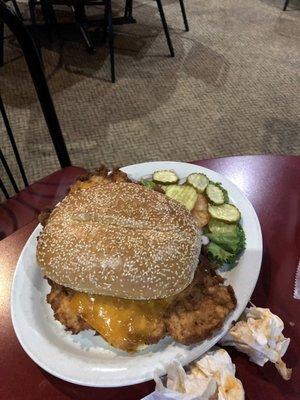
<box><xmin>37</xmin><ymin>182</ymin><xmax>202</xmax><ymax>300</ymax></box>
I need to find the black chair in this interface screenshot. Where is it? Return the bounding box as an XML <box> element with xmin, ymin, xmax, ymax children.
<box><xmin>124</xmin><ymin>0</ymin><xmax>176</xmax><ymax>58</ymax></box>
<box><xmin>283</xmin><ymin>0</ymin><xmax>289</xmax><ymax>10</ymax></box>
<box><xmin>5</xmin><ymin>0</ymin><xmax>22</xmax><ymax>19</ymax></box>
<box><xmin>28</xmin><ymin>0</ymin><xmax>98</xmax><ymax>53</ymax></box>
<box><xmin>0</xmin><ymin>0</ymin><xmax>71</xmax><ymax>199</ymax></box>
<box><xmin>104</xmin><ymin>0</ymin><xmax>190</xmax><ymax>80</ymax></box>
<box><xmin>28</xmin><ymin>0</ymin><xmax>189</xmax><ymax>82</ymax></box>
<box><xmin>124</xmin><ymin>0</ymin><xmax>190</xmax><ymax>56</ymax></box>
<box><xmin>28</xmin><ymin>0</ymin><xmax>115</xmax><ymax>80</ymax></box>
<box><xmin>0</xmin><ymin>0</ymin><xmax>25</xmax><ymax>65</ymax></box>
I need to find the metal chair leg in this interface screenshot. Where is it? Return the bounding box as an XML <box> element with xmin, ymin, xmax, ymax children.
<box><xmin>40</xmin><ymin>0</ymin><xmax>54</xmax><ymax>43</ymax></box>
<box><xmin>0</xmin><ymin>0</ymin><xmax>23</xmax><ymax>67</ymax></box>
<box><xmin>106</xmin><ymin>0</ymin><xmax>115</xmax><ymax>83</ymax></box>
<box><xmin>10</xmin><ymin>0</ymin><xmax>23</xmax><ymax>20</ymax></box>
<box><xmin>155</xmin><ymin>0</ymin><xmax>174</xmax><ymax>57</ymax></box>
<box><xmin>70</xmin><ymin>4</ymin><xmax>95</xmax><ymax>54</ymax></box>
<box><xmin>124</xmin><ymin>0</ymin><xmax>133</xmax><ymax>18</ymax></box>
<box><xmin>178</xmin><ymin>0</ymin><xmax>189</xmax><ymax>31</ymax></box>
<box><xmin>103</xmin><ymin>1</ymin><xmax>108</xmax><ymax>42</ymax></box>
<box><xmin>124</xmin><ymin>0</ymin><xmax>129</xmax><ymax>18</ymax></box>
<box><xmin>283</xmin><ymin>0</ymin><xmax>289</xmax><ymax>10</ymax></box>
<box><xmin>28</xmin><ymin>0</ymin><xmax>43</xmax><ymax>63</ymax></box>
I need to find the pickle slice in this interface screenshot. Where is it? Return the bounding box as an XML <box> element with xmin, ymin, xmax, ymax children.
<box><xmin>206</xmin><ymin>183</ymin><xmax>225</xmax><ymax>205</ymax></box>
<box><xmin>208</xmin><ymin>203</ymin><xmax>241</xmax><ymax>223</ymax></box>
<box><xmin>165</xmin><ymin>184</ymin><xmax>198</xmax><ymax>211</ymax></box>
<box><xmin>153</xmin><ymin>170</ymin><xmax>179</xmax><ymax>184</ymax></box>
<box><xmin>187</xmin><ymin>173</ymin><xmax>209</xmax><ymax>193</ymax></box>
<box><xmin>208</xmin><ymin>219</ymin><xmax>237</xmax><ymax>235</ymax></box>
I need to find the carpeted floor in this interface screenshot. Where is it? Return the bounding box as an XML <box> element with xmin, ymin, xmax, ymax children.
<box><xmin>1</xmin><ymin>0</ymin><xmax>299</xmax><ymax>192</ymax></box>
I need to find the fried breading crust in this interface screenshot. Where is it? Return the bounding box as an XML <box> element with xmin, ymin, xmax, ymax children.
<box><xmin>46</xmin><ymin>279</ymin><xmax>166</xmax><ymax>346</ymax></box>
<box><xmin>69</xmin><ymin>166</ymin><xmax>130</xmax><ymax>193</ymax></box>
<box><xmin>164</xmin><ymin>266</ymin><xmax>236</xmax><ymax>345</ymax></box>
<box><xmin>38</xmin><ymin>207</ymin><xmax>54</xmax><ymax>227</ymax></box>
<box><xmin>46</xmin><ymin>280</ymin><xmax>90</xmax><ymax>333</ymax></box>
<box><xmin>46</xmin><ymin>257</ymin><xmax>236</xmax><ymax>346</ymax></box>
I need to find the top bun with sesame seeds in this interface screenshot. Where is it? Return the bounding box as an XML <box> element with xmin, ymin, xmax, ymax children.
<box><xmin>37</xmin><ymin>182</ymin><xmax>202</xmax><ymax>300</ymax></box>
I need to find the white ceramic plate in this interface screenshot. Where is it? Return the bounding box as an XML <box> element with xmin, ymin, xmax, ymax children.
<box><xmin>11</xmin><ymin>161</ymin><xmax>262</xmax><ymax>387</ymax></box>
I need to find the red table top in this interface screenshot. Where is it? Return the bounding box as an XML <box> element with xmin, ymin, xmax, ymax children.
<box><xmin>0</xmin><ymin>156</ymin><xmax>299</xmax><ymax>400</ymax></box>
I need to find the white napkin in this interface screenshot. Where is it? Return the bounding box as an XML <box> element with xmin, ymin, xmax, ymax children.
<box><xmin>192</xmin><ymin>349</ymin><xmax>245</xmax><ymax>400</ymax></box>
<box><xmin>294</xmin><ymin>259</ymin><xmax>300</xmax><ymax>299</ymax></box>
<box><xmin>219</xmin><ymin>306</ymin><xmax>292</xmax><ymax>380</ymax></box>
<box><xmin>142</xmin><ymin>348</ymin><xmax>244</xmax><ymax>400</ymax></box>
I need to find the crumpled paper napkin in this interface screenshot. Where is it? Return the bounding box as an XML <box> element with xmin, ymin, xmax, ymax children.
<box><xmin>294</xmin><ymin>259</ymin><xmax>300</xmax><ymax>299</ymax></box>
<box><xmin>142</xmin><ymin>348</ymin><xmax>244</xmax><ymax>400</ymax></box>
<box><xmin>219</xmin><ymin>306</ymin><xmax>292</xmax><ymax>380</ymax></box>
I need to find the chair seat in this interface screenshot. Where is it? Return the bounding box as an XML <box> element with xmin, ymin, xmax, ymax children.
<box><xmin>0</xmin><ymin>166</ymin><xmax>86</xmax><ymax>240</ymax></box>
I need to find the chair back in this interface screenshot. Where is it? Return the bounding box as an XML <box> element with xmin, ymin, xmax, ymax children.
<box><xmin>0</xmin><ymin>0</ymin><xmax>71</xmax><ymax>199</ymax></box>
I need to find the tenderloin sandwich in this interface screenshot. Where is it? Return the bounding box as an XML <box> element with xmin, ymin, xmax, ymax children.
<box><xmin>37</xmin><ymin>168</ymin><xmax>236</xmax><ymax>352</ymax></box>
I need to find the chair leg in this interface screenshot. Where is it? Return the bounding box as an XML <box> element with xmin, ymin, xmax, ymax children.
<box><xmin>40</xmin><ymin>0</ymin><xmax>54</xmax><ymax>43</ymax></box>
<box><xmin>155</xmin><ymin>0</ymin><xmax>174</xmax><ymax>57</ymax></box>
<box><xmin>70</xmin><ymin>4</ymin><xmax>96</xmax><ymax>54</ymax></box>
<box><xmin>178</xmin><ymin>0</ymin><xmax>189</xmax><ymax>31</ymax></box>
<box><xmin>106</xmin><ymin>0</ymin><xmax>115</xmax><ymax>83</ymax></box>
<box><xmin>283</xmin><ymin>0</ymin><xmax>289</xmax><ymax>10</ymax></box>
<box><xmin>46</xmin><ymin>1</ymin><xmax>60</xmax><ymax>39</ymax></box>
<box><xmin>124</xmin><ymin>0</ymin><xmax>129</xmax><ymax>18</ymax></box>
<box><xmin>10</xmin><ymin>0</ymin><xmax>23</xmax><ymax>20</ymax></box>
<box><xmin>0</xmin><ymin>20</ymin><xmax>3</xmax><ymax>67</ymax></box>
<box><xmin>103</xmin><ymin>1</ymin><xmax>108</xmax><ymax>42</ymax></box>
<box><xmin>28</xmin><ymin>0</ymin><xmax>43</xmax><ymax>63</ymax></box>
<box><xmin>124</xmin><ymin>0</ymin><xmax>133</xmax><ymax>18</ymax></box>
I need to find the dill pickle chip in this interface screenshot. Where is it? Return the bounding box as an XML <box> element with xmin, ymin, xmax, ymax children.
<box><xmin>208</xmin><ymin>219</ymin><xmax>237</xmax><ymax>235</ymax></box>
<box><xmin>165</xmin><ymin>185</ymin><xmax>198</xmax><ymax>211</ymax></box>
<box><xmin>153</xmin><ymin>170</ymin><xmax>179</xmax><ymax>184</ymax></box>
<box><xmin>208</xmin><ymin>203</ymin><xmax>241</xmax><ymax>223</ymax></box>
<box><xmin>206</xmin><ymin>183</ymin><xmax>225</xmax><ymax>205</ymax></box>
<box><xmin>187</xmin><ymin>173</ymin><xmax>209</xmax><ymax>193</ymax></box>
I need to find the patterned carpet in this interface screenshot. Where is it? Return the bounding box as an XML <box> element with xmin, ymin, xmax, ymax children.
<box><xmin>1</xmin><ymin>0</ymin><xmax>300</xmax><ymax>192</ymax></box>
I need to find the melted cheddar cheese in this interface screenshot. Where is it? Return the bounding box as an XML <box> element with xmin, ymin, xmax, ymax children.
<box><xmin>69</xmin><ymin>292</ymin><xmax>171</xmax><ymax>352</ymax></box>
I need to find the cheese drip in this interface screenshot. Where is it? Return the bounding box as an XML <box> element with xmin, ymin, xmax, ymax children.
<box><xmin>69</xmin><ymin>292</ymin><xmax>171</xmax><ymax>351</ymax></box>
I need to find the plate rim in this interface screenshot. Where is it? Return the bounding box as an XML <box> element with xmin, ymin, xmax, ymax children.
<box><xmin>10</xmin><ymin>161</ymin><xmax>263</xmax><ymax>387</ymax></box>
